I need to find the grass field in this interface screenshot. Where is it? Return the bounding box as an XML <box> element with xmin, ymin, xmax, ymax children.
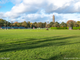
<box><xmin>0</xmin><ymin>29</ymin><xmax>80</xmax><ymax>60</ymax></box>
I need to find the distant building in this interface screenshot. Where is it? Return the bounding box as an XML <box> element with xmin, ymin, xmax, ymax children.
<box><xmin>53</xmin><ymin>15</ymin><xmax>55</xmax><ymax>23</ymax></box>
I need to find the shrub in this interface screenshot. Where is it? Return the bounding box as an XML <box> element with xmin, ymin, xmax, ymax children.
<box><xmin>51</xmin><ymin>27</ymin><xmax>57</xmax><ymax>29</ymax></box>
<box><xmin>73</xmin><ymin>27</ymin><xmax>80</xmax><ymax>29</ymax></box>
<box><xmin>51</xmin><ymin>27</ymin><xmax>68</xmax><ymax>29</ymax></box>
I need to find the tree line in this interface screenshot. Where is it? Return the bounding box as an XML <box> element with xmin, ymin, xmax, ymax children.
<box><xmin>0</xmin><ymin>19</ymin><xmax>80</xmax><ymax>28</ymax></box>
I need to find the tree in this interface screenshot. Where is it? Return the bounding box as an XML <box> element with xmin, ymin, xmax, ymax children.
<box><xmin>27</xmin><ymin>21</ymin><xmax>30</xmax><ymax>28</ymax></box>
<box><xmin>43</xmin><ymin>22</ymin><xmax>47</xmax><ymax>28</ymax></box>
<box><xmin>0</xmin><ymin>19</ymin><xmax>7</xmax><ymax>27</ymax></box>
<box><xmin>33</xmin><ymin>22</ymin><xmax>38</xmax><ymax>28</ymax></box>
<box><xmin>49</xmin><ymin>22</ymin><xmax>54</xmax><ymax>27</ymax></box>
<box><xmin>22</xmin><ymin>21</ymin><xmax>27</xmax><ymax>27</ymax></box>
<box><xmin>4</xmin><ymin>24</ymin><xmax>6</xmax><ymax>27</ymax></box>
<box><xmin>13</xmin><ymin>22</ymin><xmax>18</xmax><ymax>27</ymax></box>
<box><xmin>77</xmin><ymin>21</ymin><xmax>80</xmax><ymax>27</ymax></box>
<box><xmin>47</xmin><ymin>24</ymin><xmax>50</xmax><ymax>28</ymax></box>
<box><xmin>38</xmin><ymin>22</ymin><xmax>43</xmax><ymax>28</ymax></box>
<box><xmin>60</xmin><ymin>22</ymin><xmax>67</xmax><ymax>27</ymax></box>
<box><xmin>7</xmin><ymin>22</ymin><xmax>11</xmax><ymax>26</ymax></box>
<box><xmin>17</xmin><ymin>23</ymin><xmax>21</xmax><ymax>27</ymax></box>
<box><xmin>53</xmin><ymin>22</ymin><xmax>60</xmax><ymax>27</ymax></box>
<box><xmin>30</xmin><ymin>22</ymin><xmax>33</xmax><ymax>28</ymax></box>
<box><xmin>67</xmin><ymin>20</ymin><xmax>76</xmax><ymax>29</ymax></box>
<box><xmin>73</xmin><ymin>23</ymin><xmax>79</xmax><ymax>27</ymax></box>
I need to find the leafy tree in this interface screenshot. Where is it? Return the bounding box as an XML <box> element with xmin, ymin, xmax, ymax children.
<box><xmin>33</xmin><ymin>22</ymin><xmax>37</xmax><ymax>28</ymax></box>
<box><xmin>12</xmin><ymin>22</ymin><xmax>18</xmax><ymax>27</ymax></box>
<box><xmin>22</xmin><ymin>21</ymin><xmax>27</xmax><ymax>27</ymax></box>
<box><xmin>67</xmin><ymin>20</ymin><xmax>76</xmax><ymax>29</ymax></box>
<box><xmin>17</xmin><ymin>23</ymin><xmax>21</xmax><ymax>27</ymax></box>
<box><xmin>60</xmin><ymin>22</ymin><xmax>67</xmax><ymax>27</ymax></box>
<box><xmin>43</xmin><ymin>22</ymin><xmax>47</xmax><ymax>28</ymax></box>
<box><xmin>53</xmin><ymin>22</ymin><xmax>60</xmax><ymax>27</ymax></box>
<box><xmin>67</xmin><ymin>21</ymin><xmax>74</xmax><ymax>27</ymax></box>
<box><xmin>47</xmin><ymin>24</ymin><xmax>50</xmax><ymax>28</ymax></box>
<box><xmin>77</xmin><ymin>21</ymin><xmax>80</xmax><ymax>27</ymax></box>
<box><xmin>49</xmin><ymin>22</ymin><xmax>54</xmax><ymax>27</ymax></box>
<box><xmin>13</xmin><ymin>23</ymin><xmax>17</xmax><ymax>27</ymax></box>
<box><xmin>67</xmin><ymin>20</ymin><xmax>75</xmax><ymax>27</ymax></box>
<box><xmin>30</xmin><ymin>22</ymin><xmax>33</xmax><ymax>28</ymax></box>
<box><xmin>7</xmin><ymin>22</ymin><xmax>11</xmax><ymax>26</ymax></box>
<box><xmin>4</xmin><ymin>24</ymin><xmax>6</xmax><ymax>27</ymax></box>
<box><xmin>27</xmin><ymin>21</ymin><xmax>30</xmax><ymax>28</ymax></box>
<box><xmin>0</xmin><ymin>19</ymin><xmax>7</xmax><ymax>27</ymax></box>
<box><xmin>38</xmin><ymin>22</ymin><xmax>43</xmax><ymax>28</ymax></box>
<box><xmin>73</xmin><ymin>23</ymin><xmax>79</xmax><ymax>27</ymax></box>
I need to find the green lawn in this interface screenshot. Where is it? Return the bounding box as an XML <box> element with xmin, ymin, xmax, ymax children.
<box><xmin>0</xmin><ymin>29</ymin><xmax>80</xmax><ymax>60</ymax></box>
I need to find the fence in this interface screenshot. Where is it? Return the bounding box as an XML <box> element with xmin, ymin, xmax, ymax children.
<box><xmin>1</xmin><ymin>27</ymin><xmax>27</xmax><ymax>29</ymax></box>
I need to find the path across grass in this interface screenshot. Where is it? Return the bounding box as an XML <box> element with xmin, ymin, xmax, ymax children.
<box><xmin>0</xmin><ymin>29</ymin><xmax>80</xmax><ymax>60</ymax></box>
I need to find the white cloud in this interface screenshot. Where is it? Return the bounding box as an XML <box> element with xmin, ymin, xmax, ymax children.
<box><xmin>1</xmin><ymin>0</ymin><xmax>80</xmax><ymax>23</ymax></box>
<box><xmin>2</xmin><ymin>0</ymin><xmax>80</xmax><ymax>14</ymax></box>
<box><xmin>55</xmin><ymin>13</ymin><xmax>80</xmax><ymax>23</ymax></box>
<box><xmin>2</xmin><ymin>11</ymin><xmax>80</xmax><ymax>23</ymax></box>
<box><xmin>10</xmin><ymin>0</ymin><xmax>22</xmax><ymax>4</ymax></box>
<box><xmin>18</xmin><ymin>13</ymin><xmax>80</xmax><ymax>23</ymax></box>
<box><xmin>5</xmin><ymin>0</ymin><xmax>80</xmax><ymax>18</ymax></box>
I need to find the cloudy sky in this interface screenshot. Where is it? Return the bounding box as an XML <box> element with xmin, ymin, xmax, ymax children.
<box><xmin>0</xmin><ymin>0</ymin><xmax>80</xmax><ymax>23</ymax></box>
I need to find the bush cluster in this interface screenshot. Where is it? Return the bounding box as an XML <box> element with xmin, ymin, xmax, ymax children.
<box><xmin>51</xmin><ymin>27</ymin><xmax>80</xmax><ymax>29</ymax></box>
<box><xmin>73</xmin><ymin>27</ymin><xmax>80</xmax><ymax>29</ymax></box>
<box><xmin>51</xmin><ymin>27</ymin><xmax>68</xmax><ymax>29</ymax></box>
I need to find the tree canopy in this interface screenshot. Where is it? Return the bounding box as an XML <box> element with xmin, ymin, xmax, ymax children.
<box><xmin>0</xmin><ymin>19</ymin><xmax>80</xmax><ymax>28</ymax></box>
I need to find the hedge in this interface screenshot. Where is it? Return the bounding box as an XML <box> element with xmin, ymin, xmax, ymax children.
<box><xmin>51</xmin><ymin>27</ymin><xmax>80</xmax><ymax>29</ymax></box>
<box><xmin>51</xmin><ymin>27</ymin><xmax>57</xmax><ymax>29</ymax></box>
<box><xmin>51</xmin><ymin>27</ymin><xmax>67</xmax><ymax>29</ymax></box>
<box><xmin>73</xmin><ymin>27</ymin><xmax>80</xmax><ymax>29</ymax></box>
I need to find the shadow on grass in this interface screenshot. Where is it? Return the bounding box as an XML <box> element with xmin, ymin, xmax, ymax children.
<box><xmin>42</xmin><ymin>50</ymin><xmax>80</xmax><ymax>60</ymax></box>
<box><xmin>0</xmin><ymin>36</ymin><xmax>80</xmax><ymax>53</ymax></box>
<box><xmin>41</xmin><ymin>54</ymin><xmax>66</xmax><ymax>60</ymax></box>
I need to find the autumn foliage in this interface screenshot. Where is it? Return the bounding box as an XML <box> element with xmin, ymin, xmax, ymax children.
<box><xmin>67</xmin><ymin>20</ymin><xmax>75</xmax><ymax>24</ymax></box>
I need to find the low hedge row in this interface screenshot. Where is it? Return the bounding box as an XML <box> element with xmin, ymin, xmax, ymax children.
<box><xmin>73</xmin><ymin>27</ymin><xmax>80</xmax><ymax>29</ymax></box>
<box><xmin>51</xmin><ymin>27</ymin><xmax>80</xmax><ymax>29</ymax></box>
<box><xmin>51</xmin><ymin>27</ymin><xmax>67</xmax><ymax>29</ymax></box>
